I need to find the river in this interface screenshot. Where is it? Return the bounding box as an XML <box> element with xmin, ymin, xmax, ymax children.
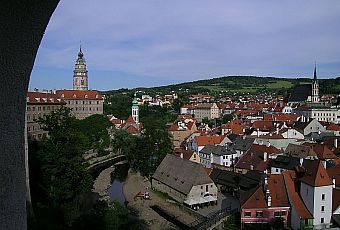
<box><xmin>107</xmin><ymin>163</ymin><xmax>129</xmax><ymax>204</ymax></box>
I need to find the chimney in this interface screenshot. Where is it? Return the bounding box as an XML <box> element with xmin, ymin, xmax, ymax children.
<box><xmin>250</xmin><ymin>165</ymin><xmax>254</xmax><ymax>170</ymax></box>
<box><xmin>335</xmin><ymin>139</ymin><xmax>338</xmax><ymax>149</ymax></box>
<box><xmin>264</xmin><ymin>152</ymin><xmax>268</xmax><ymax>162</ymax></box>
<box><xmin>267</xmin><ymin>194</ymin><xmax>272</xmax><ymax>207</ymax></box>
<box><xmin>299</xmin><ymin>158</ymin><xmax>303</xmax><ymax>166</ymax></box>
<box><xmin>333</xmin><ymin>178</ymin><xmax>336</xmax><ymax>189</ymax></box>
<box><xmin>180</xmin><ymin>153</ymin><xmax>183</xmax><ymax>159</ymax></box>
<box><xmin>266</xmin><ymin>142</ymin><xmax>271</xmax><ymax>147</ymax></box>
<box><xmin>257</xmin><ymin>128</ymin><xmax>260</xmax><ymax>137</ymax></box>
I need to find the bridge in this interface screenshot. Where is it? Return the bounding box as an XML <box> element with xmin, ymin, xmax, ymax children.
<box><xmin>86</xmin><ymin>153</ymin><xmax>127</xmax><ymax>176</ymax></box>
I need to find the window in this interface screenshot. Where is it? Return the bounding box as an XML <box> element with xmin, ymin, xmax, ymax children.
<box><xmin>245</xmin><ymin>212</ymin><xmax>251</xmax><ymax>217</ymax></box>
<box><xmin>206</xmin><ymin>185</ymin><xmax>208</xmax><ymax>192</ymax></box>
<box><xmin>321</xmin><ymin>206</ymin><xmax>325</xmax><ymax>212</ymax></box>
<box><xmin>322</xmin><ymin>194</ymin><xmax>325</xmax><ymax>200</ymax></box>
<box><xmin>274</xmin><ymin>211</ymin><xmax>287</xmax><ymax>217</ymax></box>
<box><xmin>321</xmin><ymin>218</ymin><xmax>324</xmax><ymax>224</ymax></box>
<box><xmin>256</xmin><ymin>211</ymin><xmax>263</xmax><ymax>217</ymax></box>
<box><xmin>201</xmin><ymin>186</ymin><xmax>203</xmax><ymax>189</ymax></box>
<box><xmin>304</xmin><ymin>219</ymin><xmax>309</xmax><ymax>225</ymax></box>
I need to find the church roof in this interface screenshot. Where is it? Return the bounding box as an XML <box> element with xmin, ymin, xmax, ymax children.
<box><xmin>288</xmin><ymin>84</ymin><xmax>312</xmax><ymax>103</ymax></box>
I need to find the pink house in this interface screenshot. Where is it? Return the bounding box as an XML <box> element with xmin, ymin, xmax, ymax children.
<box><xmin>240</xmin><ymin>174</ymin><xmax>290</xmax><ymax>229</ymax></box>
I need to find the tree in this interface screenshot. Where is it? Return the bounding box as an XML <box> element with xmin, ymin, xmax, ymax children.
<box><xmin>31</xmin><ymin>107</ymin><xmax>93</xmax><ymax>226</ymax></box>
<box><xmin>72</xmin><ymin>114</ymin><xmax>112</xmax><ymax>154</ymax></box>
<box><xmin>222</xmin><ymin>114</ymin><xmax>233</xmax><ymax>124</ymax></box>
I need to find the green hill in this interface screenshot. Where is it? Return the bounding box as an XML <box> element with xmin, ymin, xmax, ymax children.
<box><xmin>104</xmin><ymin>76</ymin><xmax>340</xmax><ymax>96</ymax></box>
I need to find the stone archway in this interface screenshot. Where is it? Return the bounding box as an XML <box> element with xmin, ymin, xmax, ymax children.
<box><xmin>0</xmin><ymin>1</ymin><xmax>59</xmax><ymax>229</ymax></box>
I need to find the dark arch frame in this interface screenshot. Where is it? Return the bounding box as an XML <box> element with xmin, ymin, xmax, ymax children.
<box><xmin>0</xmin><ymin>1</ymin><xmax>60</xmax><ymax>229</ymax></box>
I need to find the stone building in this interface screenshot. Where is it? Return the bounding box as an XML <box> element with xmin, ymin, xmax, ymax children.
<box><xmin>56</xmin><ymin>90</ymin><xmax>104</xmax><ymax>119</ymax></box>
<box><xmin>26</xmin><ymin>91</ymin><xmax>66</xmax><ymax>140</ymax></box>
<box><xmin>152</xmin><ymin>154</ymin><xmax>218</xmax><ymax>208</ymax></box>
<box><xmin>193</xmin><ymin>103</ymin><xmax>220</xmax><ymax>122</ymax></box>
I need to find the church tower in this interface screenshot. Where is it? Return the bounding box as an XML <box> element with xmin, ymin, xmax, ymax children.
<box><xmin>73</xmin><ymin>46</ymin><xmax>88</xmax><ymax>90</ymax></box>
<box><xmin>311</xmin><ymin>63</ymin><xmax>320</xmax><ymax>103</ymax></box>
<box><xmin>132</xmin><ymin>93</ymin><xmax>139</xmax><ymax>124</ymax></box>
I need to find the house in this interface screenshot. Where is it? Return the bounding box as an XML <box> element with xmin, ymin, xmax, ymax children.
<box><xmin>192</xmin><ymin>103</ymin><xmax>220</xmax><ymax>122</ymax></box>
<box><xmin>209</xmin><ymin>168</ymin><xmax>261</xmax><ymax>196</ymax></box>
<box><xmin>300</xmin><ymin>160</ymin><xmax>333</xmax><ymax>229</ymax></box>
<box><xmin>221</xmin><ymin>119</ymin><xmax>247</xmax><ymax>135</ymax></box>
<box><xmin>173</xmin><ymin>148</ymin><xmax>200</xmax><ymax>164</ymax></box>
<box><xmin>268</xmin><ymin>155</ymin><xmax>301</xmax><ymax>174</ymax></box>
<box><xmin>168</xmin><ymin>118</ymin><xmax>197</xmax><ymax>148</ymax></box>
<box><xmin>232</xmin><ymin>136</ymin><xmax>255</xmax><ymax>157</ymax></box>
<box><xmin>199</xmin><ymin>144</ymin><xmax>237</xmax><ymax>168</ymax></box>
<box><xmin>325</xmin><ymin>123</ymin><xmax>340</xmax><ymax>136</ymax></box>
<box><xmin>285</xmin><ymin>143</ymin><xmax>318</xmax><ymax>159</ymax></box>
<box><xmin>293</xmin><ymin>119</ymin><xmax>325</xmax><ymax>136</ymax></box>
<box><xmin>279</xmin><ymin>128</ymin><xmax>304</xmax><ymax>140</ymax></box>
<box><xmin>235</xmin><ymin>144</ymin><xmax>280</xmax><ymax>173</ymax></box>
<box><xmin>282</xmin><ymin>171</ymin><xmax>313</xmax><ymax>229</ymax></box>
<box><xmin>151</xmin><ymin>154</ymin><xmax>218</xmax><ymax>208</ymax></box>
<box><xmin>302</xmin><ymin>143</ymin><xmax>337</xmax><ymax>162</ymax></box>
<box><xmin>189</xmin><ymin>135</ymin><xmax>231</xmax><ymax>154</ymax></box>
<box><xmin>240</xmin><ymin>174</ymin><xmax>290</xmax><ymax>229</ymax></box>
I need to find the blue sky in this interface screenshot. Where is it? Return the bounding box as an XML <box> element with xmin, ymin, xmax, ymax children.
<box><xmin>29</xmin><ymin>0</ymin><xmax>340</xmax><ymax>91</ymax></box>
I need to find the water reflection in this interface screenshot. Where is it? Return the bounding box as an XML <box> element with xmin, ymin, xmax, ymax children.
<box><xmin>107</xmin><ymin>163</ymin><xmax>129</xmax><ymax>204</ymax></box>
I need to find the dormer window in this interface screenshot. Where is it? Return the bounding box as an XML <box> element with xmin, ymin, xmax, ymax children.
<box><xmin>73</xmin><ymin>94</ymin><xmax>76</xmax><ymax>98</ymax></box>
<box><xmin>85</xmin><ymin>95</ymin><xmax>88</xmax><ymax>99</ymax></box>
<box><xmin>61</xmin><ymin>94</ymin><xmax>64</xmax><ymax>98</ymax></box>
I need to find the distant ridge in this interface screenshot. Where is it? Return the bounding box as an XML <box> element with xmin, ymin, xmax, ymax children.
<box><xmin>104</xmin><ymin>75</ymin><xmax>340</xmax><ymax>95</ymax></box>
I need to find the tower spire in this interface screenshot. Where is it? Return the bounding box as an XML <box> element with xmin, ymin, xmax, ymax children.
<box><xmin>313</xmin><ymin>62</ymin><xmax>317</xmax><ymax>81</ymax></box>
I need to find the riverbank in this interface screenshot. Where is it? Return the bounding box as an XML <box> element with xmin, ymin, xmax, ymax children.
<box><xmin>123</xmin><ymin>169</ymin><xmax>200</xmax><ymax>230</ymax></box>
<box><xmin>92</xmin><ymin>166</ymin><xmax>115</xmax><ymax>200</ymax></box>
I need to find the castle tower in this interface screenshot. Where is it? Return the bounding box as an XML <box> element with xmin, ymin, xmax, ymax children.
<box><xmin>132</xmin><ymin>93</ymin><xmax>139</xmax><ymax>124</ymax></box>
<box><xmin>311</xmin><ymin>63</ymin><xmax>320</xmax><ymax>103</ymax></box>
<box><xmin>73</xmin><ymin>46</ymin><xmax>88</xmax><ymax>90</ymax></box>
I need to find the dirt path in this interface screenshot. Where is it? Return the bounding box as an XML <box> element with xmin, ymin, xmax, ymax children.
<box><xmin>123</xmin><ymin>169</ymin><xmax>200</xmax><ymax>230</ymax></box>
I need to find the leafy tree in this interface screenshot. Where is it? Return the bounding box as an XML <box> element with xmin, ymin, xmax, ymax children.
<box><xmin>222</xmin><ymin>114</ymin><xmax>233</xmax><ymax>124</ymax></box>
<box><xmin>31</xmin><ymin>107</ymin><xmax>93</xmax><ymax>226</ymax></box>
<box><xmin>72</xmin><ymin>114</ymin><xmax>112</xmax><ymax>153</ymax></box>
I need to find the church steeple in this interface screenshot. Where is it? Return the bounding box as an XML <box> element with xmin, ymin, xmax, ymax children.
<box><xmin>313</xmin><ymin>62</ymin><xmax>317</xmax><ymax>82</ymax></box>
<box><xmin>73</xmin><ymin>45</ymin><xmax>88</xmax><ymax>90</ymax></box>
<box><xmin>311</xmin><ymin>62</ymin><xmax>319</xmax><ymax>103</ymax></box>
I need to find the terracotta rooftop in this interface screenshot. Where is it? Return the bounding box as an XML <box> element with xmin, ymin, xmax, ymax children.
<box><xmin>301</xmin><ymin>160</ymin><xmax>333</xmax><ymax>187</ymax></box>
<box><xmin>27</xmin><ymin>92</ymin><xmax>65</xmax><ymax>104</ymax></box>
<box><xmin>303</xmin><ymin>143</ymin><xmax>337</xmax><ymax>160</ymax></box>
<box><xmin>56</xmin><ymin>90</ymin><xmax>103</xmax><ymax>100</ymax></box>
<box><xmin>282</xmin><ymin>171</ymin><xmax>313</xmax><ymax>219</ymax></box>
<box><xmin>267</xmin><ymin>174</ymin><xmax>290</xmax><ymax>207</ymax></box>
<box><xmin>194</xmin><ymin>135</ymin><xmax>225</xmax><ymax>146</ymax></box>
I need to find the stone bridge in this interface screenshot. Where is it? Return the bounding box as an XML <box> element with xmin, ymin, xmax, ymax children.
<box><xmin>86</xmin><ymin>153</ymin><xmax>127</xmax><ymax>176</ymax></box>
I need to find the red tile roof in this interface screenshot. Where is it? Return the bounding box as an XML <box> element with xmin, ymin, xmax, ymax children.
<box><xmin>194</xmin><ymin>135</ymin><xmax>225</xmax><ymax>146</ymax></box>
<box><xmin>327</xmin><ymin>123</ymin><xmax>340</xmax><ymax>131</ymax></box>
<box><xmin>282</xmin><ymin>171</ymin><xmax>313</xmax><ymax>219</ymax></box>
<box><xmin>252</xmin><ymin>121</ymin><xmax>274</xmax><ymax>131</ymax></box>
<box><xmin>303</xmin><ymin>143</ymin><xmax>337</xmax><ymax>160</ymax></box>
<box><xmin>56</xmin><ymin>90</ymin><xmax>103</xmax><ymax>100</ymax></box>
<box><xmin>221</xmin><ymin>119</ymin><xmax>247</xmax><ymax>135</ymax></box>
<box><xmin>301</xmin><ymin>160</ymin><xmax>333</xmax><ymax>187</ymax></box>
<box><xmin>240</xmin><ymin>186</ymin><xmax>267</xmax><ymax>209</ymax></box>
<box><xmin>27</xmin><ymin>92</ymin><xmax>66</xmax><ymax>104</ymax></box>
<box><xmin>267</xmin><ymin>174</ymin><xmax>290</xmax><ymax>207</ymax></box>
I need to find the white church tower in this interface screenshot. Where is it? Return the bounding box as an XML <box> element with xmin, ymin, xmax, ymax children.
<box><xmin>132</xmin><ymin>93</ymin><xmax>139</xmax><ymax>124</ymax></box>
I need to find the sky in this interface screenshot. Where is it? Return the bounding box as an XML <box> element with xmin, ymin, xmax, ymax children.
<box><xmin>29</xmin><ymin>0</ymin><xmax>340</xmax><ymax>91</ymax></box>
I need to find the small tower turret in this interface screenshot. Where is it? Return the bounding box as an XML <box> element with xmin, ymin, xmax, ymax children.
<box><xmin>132</xmin><ymin>93</ymin><xmax>139</xmax><ymax>124</ymax></box>
<box><xmin>73</xmin><ymin>46</ymin><xmax>89</xmax><ymax>90</ymax></box>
